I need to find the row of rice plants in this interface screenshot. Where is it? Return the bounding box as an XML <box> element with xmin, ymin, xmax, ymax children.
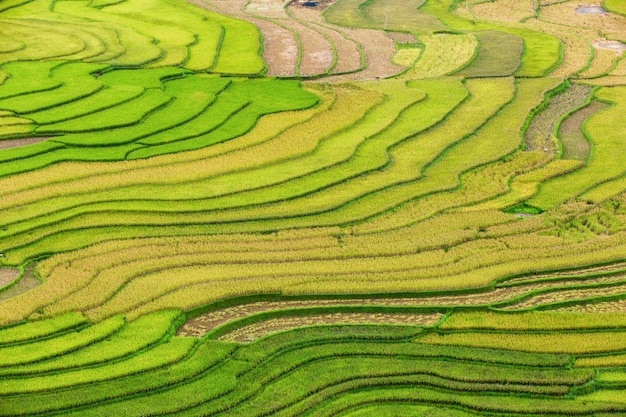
<box><xmin>418</xmin><ymin>327</ymin><xmax>626</xmax><ymax>355</ymax></box>
<box><xmin>0</xmin><ymin>337</ymin><xmax>235</xmax><ymax>415</ymax></box>
<box><xmin>0</xmin><ymin>310</ymin><xmax>183</xmax><ymax>377</ymax></box>
<box><xmin>1</xmin><ymin>198</ymin><xmax>620</xmax><ymax>318</ymax></box>
<box><xmin>42</xmin><ymin>224</ymin><xmax>626</xmax><ymax>321</ymax></box>
<box><xmin>0</xmin><ymin>86</ymin><xmax>396</xmax><ymax>243</ymax></box>
<box><xmin>0</xmin><ymin>84</ymin><xmax>334</xmax><ymax>212</ymax></box>
<box><xmin>0</xmin><ymin>314</ymin><xmax>125</xmax><ymax>367</ymax></box>
<box><xmin>302</xmin><ymin>385</ymin><xmax>626</xmax><ymax>416</ymax></box>
<box><xmin>0</xmin><ymin>71</ymin><xmax>318</xmax><ymax>177</ymax></box>
<box><xmin>351</xmin><ymin>77</ymin><xmax>559</xmax><ymax>233</ymax></box>
<box><xmin>398</xmin><ymin>33</ymin><xmax>478</xmax><ymax>79</ymax></box>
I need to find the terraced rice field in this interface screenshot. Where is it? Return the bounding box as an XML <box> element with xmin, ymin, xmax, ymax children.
<box><xmin>1</xmin><ymin>0</ymin><xmax>626</xmax><ymax>414</ymax></box>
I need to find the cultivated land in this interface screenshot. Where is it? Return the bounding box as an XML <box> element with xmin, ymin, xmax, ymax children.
<box><xmin>1</xmin><ymin>0</ymin><xmax>626</xmax><ymax>415</ymax></box>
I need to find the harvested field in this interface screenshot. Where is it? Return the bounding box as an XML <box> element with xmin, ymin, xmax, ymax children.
<box><xmin>0</xmin><ymin>268</ymin><xmax>18</xmax><ymax>287</ymax></box>
<box><xmin>556</xmin><ymin>298</ymin><xmax>626</xmax><ymax>313</ymax></box>
<box><xmin>0</xmin><ymin>137</ymin><xmax>50</xmax><ymax>150</ymax></box>
<box><xmin>558</xmin><ymin>100</ymin><xmax>608</xmax><ymax>160</ymax></box>
<box><xmin>216</xmin><ymin>312</ymin><xmax>443</xmax><ymax>342</ymax></box>
<box><xmin>0</xmin><ymin>263</ymin><xmax>40</xmax><ymax>303</ymax></box>
<box><xmin>524</xmin><ymin>83</ymin><xmax>592</xmax><ymax>155</ymax></box>
<box><xmin>246</xmin><ymin>19</ymin><xmax>299</xmax><ymax>77</ymax></box>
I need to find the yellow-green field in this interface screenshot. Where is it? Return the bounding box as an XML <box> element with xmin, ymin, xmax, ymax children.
<box><xmin>1</xmin><ymin>0</ymin><xmax>626</xmax><ymax>415</ymax></box>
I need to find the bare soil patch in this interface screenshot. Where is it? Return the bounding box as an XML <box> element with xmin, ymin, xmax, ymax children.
<box><xmin>385</xmin><ymin>32</ymin><xmax>418</xmax><ymax>44</ymax></box>
<box><xmin>557</xmin><ymin>298</ymin><xmax>626</xmax><ymax>313</ymax></box>
<box><xmin>217</xmin><ymin>312</ymin><xmax>442</xmax><ymax>342</ymax></box>
<box><xmin>322</xmin><ymin>28</ymin><xmax>404</xmax><ymax>81</ymax></box>
<box><xmin>0</xmin><ymin>137</ymin><xmax>49</xmax><ymax>150</ymax></box>
<box><xmin>190</xmin><ymin>0</ymin><xmax>402</xmax><ymax>79</ymax></box>
<box><xmin>0</xmin><ymin>263</ymin><xmax>40</xmax><ymax>302</ymax></box>
<box><xmin>288</xmin><ymin>3</ymin><xmax>362</xmax><ymax>74</ymax></box>
<box><xmin>279</xmin><ymin>19</ymin><xmax>335</xmax><ymax>76</ymax></box>
<box><xmin>252</xmin><ymin>18</ymin><xmax>299</xmax><ymax>76</ymax></box>
<box><xmin>0</xmin><ymin>268</ymin><xmax>19</xmax><ymax>287</ymax></box>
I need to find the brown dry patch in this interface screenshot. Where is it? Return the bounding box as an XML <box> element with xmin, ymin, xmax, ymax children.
<box><xmin>176</xmin><ymin>288</ymin><xmax>557</xmax><ymax>338</ymax></box>
<box><xmin>385</xmin><ymin>32</ymin><xmax>418</xmax><ymax>44</ymax></box>
<box><xmin>322</xmin><ymin>28</ymin><xmax>404</xmax><ymax>81</ymax></box>
<box><xmin>498</xmin><ymin>273</ymin><xmax>626</xmax><ymax>310</ymax></box>
<box><xmin>524</xmin><ymin>83</ymin><xmax>592</xmax><ymax>154</ymax></box>
<box><xmin>188</xmin><ymin>0</ymin><xmax>298</xmax><ymax>75</ymax></box>
<box><xmin>0</xmin><ymin>268</ymin><xmax>19</xmax><ymax>287</ymax></box>
<box><xmin>288</xmin><ymin>3</ymin><xmax>363</xmax><ymax>74</ymax></box>
<box><xmin>0</xmin><ymin>263</ymin><xmax>40</xmax><ymax>303</ymax></box>
<box><xmin>278</xmin><ymin>19</ymin><xmax>335</xmax><ymax>76</ymax></box>
<box><xmin>0</xmin><ymin>137</ymin><xmax>50</xmax><ymax>150</ymax></box>
<box><xmin>245</xmin><ymin>0</ymin><xmax>288</xmax><ymax>18</ymax></box>
<box><xmin>559</xmin><ymin>100</ymin><xmax>608</xmax><ymax>161</ymax></box>
<box><xmin>501</xmin><ymin>260</ymin><xmax>626</xmax><ymax>286</ymax></box>
<box><xmin>556</xmin><ymin>298</ymin><xmax>626</xmax><ymax>313</ymax></box>
<box><xmin>187</xmin><ymin>0</ymin><xmax>402</xmax><ymax>79</ymax></box>
<box><xmin>581</xmin><ymin>75</ymin><xmax>626</xmax><ymax>86</ymax></box>
<box><xmin>217</xmin><ymin>312</ymin><xmax>443</xmax><ymax>343</ymax></box>
<box><xmin>250</xmin><ymin>18</ymin><xmax>299</xmax><ymax>76</ymax></box>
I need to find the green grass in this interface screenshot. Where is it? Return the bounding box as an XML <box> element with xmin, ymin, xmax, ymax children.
<box><xmin>38</xmin><ymin>89</ymin><xmax>174</xmax><ymax>134</ymax></box>
<box><xmin>0</xmin><ymin>61</ymin><xmax>63</xmax><ymax>100</ymax></box>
